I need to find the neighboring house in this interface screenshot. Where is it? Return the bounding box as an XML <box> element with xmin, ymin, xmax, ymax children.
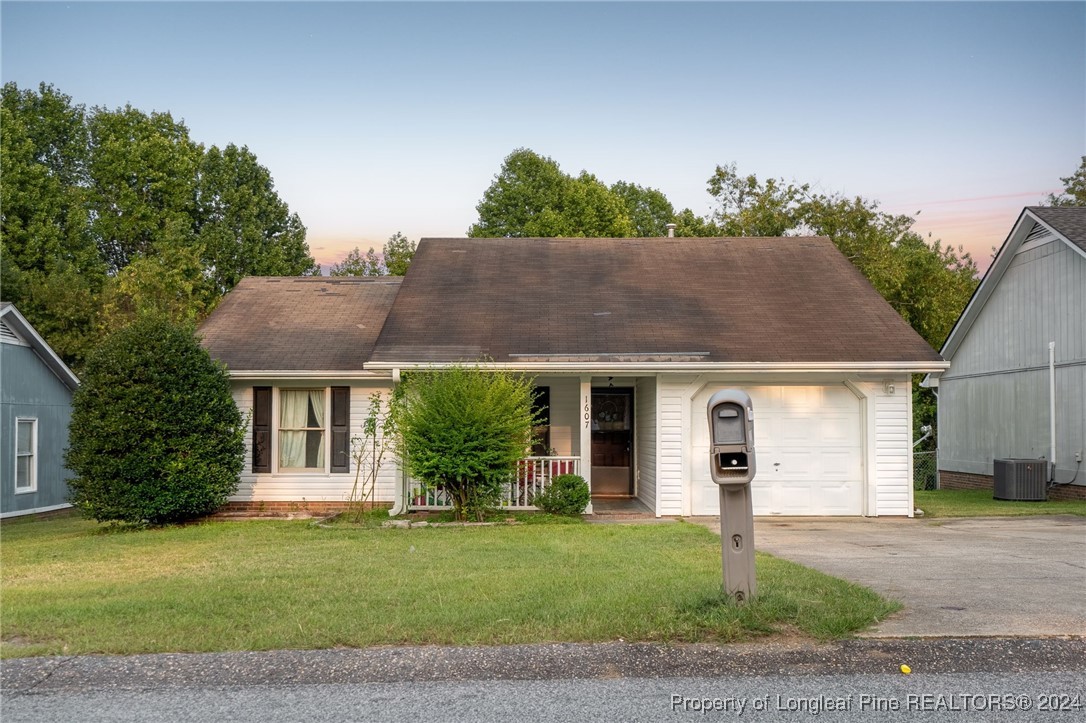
<box><xmin>1</xmin><ymin>303</ymin><xmax>80</xmax><ymax>518</ymax></box>
<box><xmin>201</xmin><ymin>236</ymin><xmax>945</xmax><ymax>517</ymax></box>
<box><xmin>929</xmin><ymin>207</ymin><xmax>1086</xmax><ymax>500</ymax></box>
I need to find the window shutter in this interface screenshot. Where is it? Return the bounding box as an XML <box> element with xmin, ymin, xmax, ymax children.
<box><xmin>252</xmin><ymin>387</ymin><xmax>272</xmax><ymax>473</ymax></box>
<box><xmin>331</xmin><ymin>386</ymin><xmax>350</xmax><ymax>473</ymax></box>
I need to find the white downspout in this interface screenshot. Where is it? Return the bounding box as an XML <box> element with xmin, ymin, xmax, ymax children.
<box><xmin>1049</xmin><ymin>342</ymin><xmax>1057</xmax><ymax>483</ymax></box>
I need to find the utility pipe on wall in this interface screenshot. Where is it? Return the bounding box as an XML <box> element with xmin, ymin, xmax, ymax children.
<box><xmin>1049</xmin><ymin>342</ymin><xmax>1057</xmax><ymax>483</ymax></box>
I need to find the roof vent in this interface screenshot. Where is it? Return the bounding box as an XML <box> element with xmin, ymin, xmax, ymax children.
<box><xmin>666</xmin><ymin>223</ymin><xmax>677</xmax><ymax>238</ymax></box>
<box><xmin>993</xmin><ymin>459</ymin><xmax>1048</xmax><ymax>501</ymax></box>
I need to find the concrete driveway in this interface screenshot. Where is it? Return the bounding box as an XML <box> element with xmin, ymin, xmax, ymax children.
<box><xmin>695</xmin><ymin>515</ymin><xmax>1086</xmax><ymax>638</ymax></box>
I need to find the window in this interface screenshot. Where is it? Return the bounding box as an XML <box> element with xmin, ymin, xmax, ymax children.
<box><xmin>279</xmin><ymin>389</ymin><xmax>325</xmax><ymax>469</ymax></box>
<box><xmin>251</xmin><ymin>386</ymin><xmax>350</xmax><ymax>474</ymax></box>
<box><xmin>15</xmin><ymin>418</ymin><xmax>37</xmax><ymax>493</ymax></box>
<box><xmin>531</xmin><ymin>386</ymin><xmax>551</xmax><ymax>456</ymax></box>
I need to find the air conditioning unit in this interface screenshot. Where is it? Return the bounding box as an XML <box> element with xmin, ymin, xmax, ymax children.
<box><xmin>993</xmin><ymin>459</ymin><xmax>1049</xmax><ymax>501</ymax></box>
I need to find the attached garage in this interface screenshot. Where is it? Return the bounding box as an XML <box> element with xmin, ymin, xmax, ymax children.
<box><xmin>690</xmin><ymin>384</ymin><xmax>864</xmax><ymax>516</ymax></box>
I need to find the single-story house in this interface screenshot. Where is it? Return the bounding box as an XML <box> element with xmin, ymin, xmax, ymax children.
<box><xmin>199</xmin><ymin>236</ymin><xmax>947</xmax><ymax>517</ymax></box>
<box><xmin>1</xmin><ymin>303</ymin><xmax>80</xmax><ymax>518</ymax></box>
<box><xmin>928</xmin><ymin>206</ymin><xmax>1085</xmax><ymax>500</ymax></box>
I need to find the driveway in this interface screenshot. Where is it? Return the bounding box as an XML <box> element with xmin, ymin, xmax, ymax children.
<box><xmin>693</xmin><ymin>515</ymin><xmax>1086</xmax><ymax>638</ymax></box>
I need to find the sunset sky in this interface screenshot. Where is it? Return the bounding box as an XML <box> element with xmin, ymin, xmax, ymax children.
<box><xmin>3</xmin><ymin>1</ymin><xmax>1083</xmax><ymax>273</ymax></box>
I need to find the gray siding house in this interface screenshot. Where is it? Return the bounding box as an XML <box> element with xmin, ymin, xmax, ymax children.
<box><xmin>931</xmin><ymin>207</ymin><xmax>1086</xmax><ymax>499</ymax></box>
<box><xmin>1</xmin><ymin>303</ymin><xmax>79</xmax><ymax>518</ymax></box>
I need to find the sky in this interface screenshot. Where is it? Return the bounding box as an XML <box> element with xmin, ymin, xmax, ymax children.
<box><xmin>2</xmin><ymin>1</ymin><xmax>1084</xmax><ymax>273</ymax></box>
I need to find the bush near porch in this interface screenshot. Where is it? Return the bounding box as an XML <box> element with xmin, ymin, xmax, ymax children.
<box><xmin>0</xmin><ymin>517</ymin><xmax>898</xmax><ymax>658</ymax></box>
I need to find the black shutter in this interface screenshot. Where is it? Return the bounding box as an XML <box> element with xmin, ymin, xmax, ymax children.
<box><xmin>252</xmin><ymin>387</ymin><xmax>272</xmax><ymax>473</ymax></box>
<box><xmin>331</xmin><ymin>386</ymin><xmax>350</xmax><ymax>473</ymax></box>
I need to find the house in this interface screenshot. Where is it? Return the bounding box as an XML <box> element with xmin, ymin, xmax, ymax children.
<box><xmin>1</xmin><ymin>303</ymin><xmax>80</xmax><ymax>518</ymax></box>
<box><xmin>928</xmin><ymin>207</ymin><xmax>1085</xmax><ymax>500</ymax></box>
<box><xmin>199</xmin><ymin>236</ymin><xmax>946</xmax><ymax>517</ymax></box>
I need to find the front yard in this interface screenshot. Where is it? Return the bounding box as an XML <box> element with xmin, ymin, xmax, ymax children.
<box><xmin>914</xmin><ymin>489</ymin><xmax>1086</xmax><ymax>517</ymax></box>
<box><xmin>0</xmin><ymin>516</ymin><xmax>898</xmax><ymax>658</ymax></box>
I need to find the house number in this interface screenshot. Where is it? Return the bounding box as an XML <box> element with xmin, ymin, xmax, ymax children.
<box><xmin>584</xmin><ymin>396</ymin><xmax>591</xmax><ymax>428</ymax></box>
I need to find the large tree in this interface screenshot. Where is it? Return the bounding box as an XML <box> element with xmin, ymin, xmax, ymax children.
<box><xmin>0</xmin><ymin>82</ymin><xmax>317</xmax><ymax>369</ymax></box>
<box><xmin>194</xmin><ymin>143</ymin><xmax>316</xmax><ymax>294</ymax></box>
<box><xmin>469</xmin><ymin>149</ymin><xmax>634</xmax><ymax>237</ymax></box>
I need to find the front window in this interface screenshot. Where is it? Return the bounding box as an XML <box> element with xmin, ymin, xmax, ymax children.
<box><xmin>15</xmin><ymin>418</ymin><xmax>37</xmax><ymax>492</ymax></box>
<box><xmin>279</xmin><ymin>390</ymin><xmax>325</xmax><ymax>469</ymax></box>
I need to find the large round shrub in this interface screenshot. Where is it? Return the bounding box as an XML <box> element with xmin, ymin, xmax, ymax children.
<box><xmin>65</xmin><ymin>315</ymin><xmax>244</xmax><ymax>524</ymax></box>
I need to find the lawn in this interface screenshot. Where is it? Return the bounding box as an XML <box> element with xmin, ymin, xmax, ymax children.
<box><xmin>914</xmin><ymin>489</ymin><xmax>1086</xmax><ymax>517</ymax></box>
<box><xmin>0</xmin><ymin>516</ymin><xmax>898</xmax><ymax>658</ymax></box>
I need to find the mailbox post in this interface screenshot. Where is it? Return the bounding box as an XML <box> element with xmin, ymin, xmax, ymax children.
<box><xmin>707</xmin><ymin>389</ymin><xmax>756</xmax><ymax>603</ymax></box>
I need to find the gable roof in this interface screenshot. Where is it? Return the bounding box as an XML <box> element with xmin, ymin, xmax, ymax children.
<box><xmin>936</xmin><ymin>206</ymin><xmax>1086</xmax><ymax>366</ymax></box>
<box><xmin>368</xmin><ymin>236</ymin><xmax>943</xmax><ymax>371</ymax></box>
<box><xmin>0</xmin><ymin>303</ymin><xmax>80</xmax><ymax>391</ymax></box>
<box><xmin>198</xmin><ymin>277</ymin><xmax>402</xmax><ymax>375</ymax></box>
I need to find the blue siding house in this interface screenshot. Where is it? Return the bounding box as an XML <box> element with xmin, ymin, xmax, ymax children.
<box><xmin>1</xmin><ymin>303</ymin><xmax>79</xmax><ymax>518</ymax></box>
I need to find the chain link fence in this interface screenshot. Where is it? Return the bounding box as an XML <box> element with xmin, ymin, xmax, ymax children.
<box><xmin>913</xmin><ymin>450</ymin><xmax>937</xmax><ymax>490</ymax></box>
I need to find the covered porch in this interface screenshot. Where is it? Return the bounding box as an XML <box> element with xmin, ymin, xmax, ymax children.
<box><xmin>401</xmin><ymin>374</ymin><xmax>659</xmax><ymax>515</ymax></box>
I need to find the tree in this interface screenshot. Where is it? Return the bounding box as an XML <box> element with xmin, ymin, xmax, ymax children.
<box><xmin>65</xmin><ymin>315</ymin><xmax>245</xmax><ymax>525</ymax></box>
<box><xmin>393</xmin><ymin>365</ymin><xmax>537</xmax><ymax>521</ymax></box>
<box><xmin>610</xmin><ymin>181</ymin><xmax>676</xmax><ymax>237</ymax></box>
<box><xmin>0</xmin><ymin>82</ymin><xmax>318</xmax><ymax>369</ymax></box>
<box><xmin>86</xmin><ymin>104</ymin><xmax>202</xmax><ymax>272</ymax></box>
<box><xmin>328</xmin><ymin>232</ymin><xmax>417</xmax><ymax>277</ymax></box>
<box><xmin>194</xmin><ymin>143</ymin><xmax>317</xmax><ymax>294</ymax></box>
<box><xmin>382</xmin><ymin>231</ymin><xmax>417</xmax><ymax>276</ymax></box>
<box><xmin>1045</xmin><ymin>156</ymin><xmax>1086</xmax><ymax>206</ymax></box>
<box><xmin>469</xmin><ymin>148</ymin><xmax>635</xmax><ymax>238</ymax></box>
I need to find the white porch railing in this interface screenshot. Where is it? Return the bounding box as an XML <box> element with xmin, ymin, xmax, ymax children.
<box><xmin>407</xmin><ymin>456</ymin><xmax>581</xmax><ymax>511</ymax></box>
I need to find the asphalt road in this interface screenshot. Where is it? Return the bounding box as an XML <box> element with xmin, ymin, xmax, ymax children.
<box><xmin>3</xmin><ymin>639</ymin><xmax>1084</xmax><ymax>722</ymax></box>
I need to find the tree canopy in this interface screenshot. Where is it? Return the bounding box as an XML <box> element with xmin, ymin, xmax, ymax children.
<box><xmin>1</xmin><ymin>81</ymin><xmax>317</xmax><ymax>369</ymax></box>
<box><xmin>328</xmin><ymin>232</ymin><xmax>417</xmax><ymax>276</ymax></box>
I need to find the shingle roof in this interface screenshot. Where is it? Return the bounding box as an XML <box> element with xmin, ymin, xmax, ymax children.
<box><xmin>1027</xmin><ymin>206</ymin><xmax>1086</xmax><ymax>253</ymax></box>
<box><xmin>369</xmin><ymin>237</ymin><xmax>941</xmax><ymax>365</ymax></box>
<box><xmin>198</xmin><ymin>277</ymin><xmax>402</xmax><ymax>371</ymax></box>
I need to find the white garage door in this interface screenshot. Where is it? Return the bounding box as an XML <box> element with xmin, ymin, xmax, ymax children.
<box><xmin>690</xmin><ymin>385</ymin><xmax>863</xmax><ymax>516</ymax></box>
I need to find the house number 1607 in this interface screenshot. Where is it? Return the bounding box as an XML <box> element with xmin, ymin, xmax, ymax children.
<box><xmin>584</xmin><ymin>396</ymin><xmax>591</xmax><ymax>428</ymax></box>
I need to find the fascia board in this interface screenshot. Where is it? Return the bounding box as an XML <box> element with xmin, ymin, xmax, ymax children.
<box><xmin>364</xmin><ymin>361</ymin><xmax>950</xmax><ymax>374</ymax></box>
<box><xmin>226</xmin><ymin>369</ymin><xmax>393</xmax><ymax>380</ymax></box>
<box><xmin>939</xmin><ymin>208</ymin><xmax>1034</xmax><ymax>361</ymax></box>
<box><xmin>0</xmin><ymin>306</ymin><xmax>80</xmax><ymax>390</ymax></box>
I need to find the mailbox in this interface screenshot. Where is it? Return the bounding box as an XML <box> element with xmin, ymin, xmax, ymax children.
<box><xmin>708</xmin><ymin>390</ymin><xmax>756</xmax><ymax>486</ymax></box>
<box><xmin>706</xmin><ymin>389</ymin><xmax>756</xmax><ymax>603</ymax></box>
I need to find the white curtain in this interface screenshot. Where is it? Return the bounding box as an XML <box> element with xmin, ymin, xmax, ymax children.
<box><xmin>309</xmin><ymin>390</ymin><xmax>325</xmax><ymax>468</ymax></box>
<box><xmin>280</xmin><ymin>390</ymin><xmax>326</xmax><ymax>469</ymax></box>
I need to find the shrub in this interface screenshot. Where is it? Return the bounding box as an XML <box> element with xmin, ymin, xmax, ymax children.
<box><xmin>393</xmin><ymin>365</ymin><xmax>537</xmax><ymax>521</ymax></box>
<box><xmin>65</xmin><ymin>315</ymin><xmax>244</xmax><ymax>524</ymax></box>
<box><xmin>533</xmin><ymin>474</ymin><xmax>590</xmax><ymax>516</ymax></box>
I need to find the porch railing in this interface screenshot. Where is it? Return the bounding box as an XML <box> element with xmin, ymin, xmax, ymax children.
<box><xmin>407</xmin><ymin>456</ymin><xmax>581</xmax><ymax>511</ymax></box>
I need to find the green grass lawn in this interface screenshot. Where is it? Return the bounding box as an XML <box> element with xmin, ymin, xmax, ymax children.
<box><xmin>0</xmin><ymin>515</ymin><xmax>898</xmax><ymax>658</ymax></box>
<box><xmin>914</xmin><ymin>489</ymin><xmax>1086</xmax><ymax>517</ymax></box>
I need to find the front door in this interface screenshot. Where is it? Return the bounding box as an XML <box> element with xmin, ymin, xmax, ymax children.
<box><xmin>591</xmin><ymin>388</ymin><xmax>634</xmax><ymax>496</ymax></box>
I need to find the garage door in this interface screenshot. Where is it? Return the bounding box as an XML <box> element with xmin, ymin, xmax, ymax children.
<box><xmin>690</xmin><ymin>385</ymin><xmax>863</xmax><ymax>516</ymax></box>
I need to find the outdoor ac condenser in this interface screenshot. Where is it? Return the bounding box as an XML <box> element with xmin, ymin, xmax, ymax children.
<box><xmin>993</xmin><ymin>459</ymin><xmax>1048</xmax><ymax>501</ymax></box>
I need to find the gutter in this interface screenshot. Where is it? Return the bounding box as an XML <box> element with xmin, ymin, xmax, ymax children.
<box><xmin>226</xmin><ymin>370</ymin><xmax>394</xmax><ymax>380</ymax></box>
<box><xmin>363</xmin><ymin>361</ymin><xmax>950</xmax><ymax>374</ymax></box>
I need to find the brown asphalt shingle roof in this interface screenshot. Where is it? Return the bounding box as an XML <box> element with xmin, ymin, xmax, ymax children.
<box><xmin>1028</xmin><ymin>206</ymin><xmax>1086</xmax><ymax>253</ymax></box>
<box><xmin>369</xmin><ymin>237</ymin><xmax>942</xmax><ymax>365</ymax></box>
<box><xmin>199</xmin><ymin>276</ymin><xmax>402</xmax><ymax>371</ymax></box>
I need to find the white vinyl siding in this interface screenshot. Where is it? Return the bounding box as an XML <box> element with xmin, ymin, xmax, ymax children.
<box><xmin>233</xmin><ymin>381</ymin><xmax>399</xmax><ymax>503</ymax></box>
<box><xmin>14</xmin><ymin>418</ymin><xmax>37</xmax><ymax>493</ymax></box>
<box><xmin>656</xmin><ymin>375</ymin><xmax>693</xmax><ymax>516</ymax></box>
<box><xmin>635</xmin><ymin>376</ymin><xmax>657</xmax><ymax>513</ymax></box>
<box><xmin>873</xmin><ymin>382</ymin><xmax>912</xmax><ymax>516</ymax></box>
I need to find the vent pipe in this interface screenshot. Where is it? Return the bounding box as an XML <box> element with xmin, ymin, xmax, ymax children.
<box><xmin>1049</xmin><ymin>342</ymin><xmax>1056</xmax><ymax>482</ymax></box>
<box><xmin>666</xmin><ymin>223</ymin><xmax>677</xmax><ymax>238</ymax></box>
